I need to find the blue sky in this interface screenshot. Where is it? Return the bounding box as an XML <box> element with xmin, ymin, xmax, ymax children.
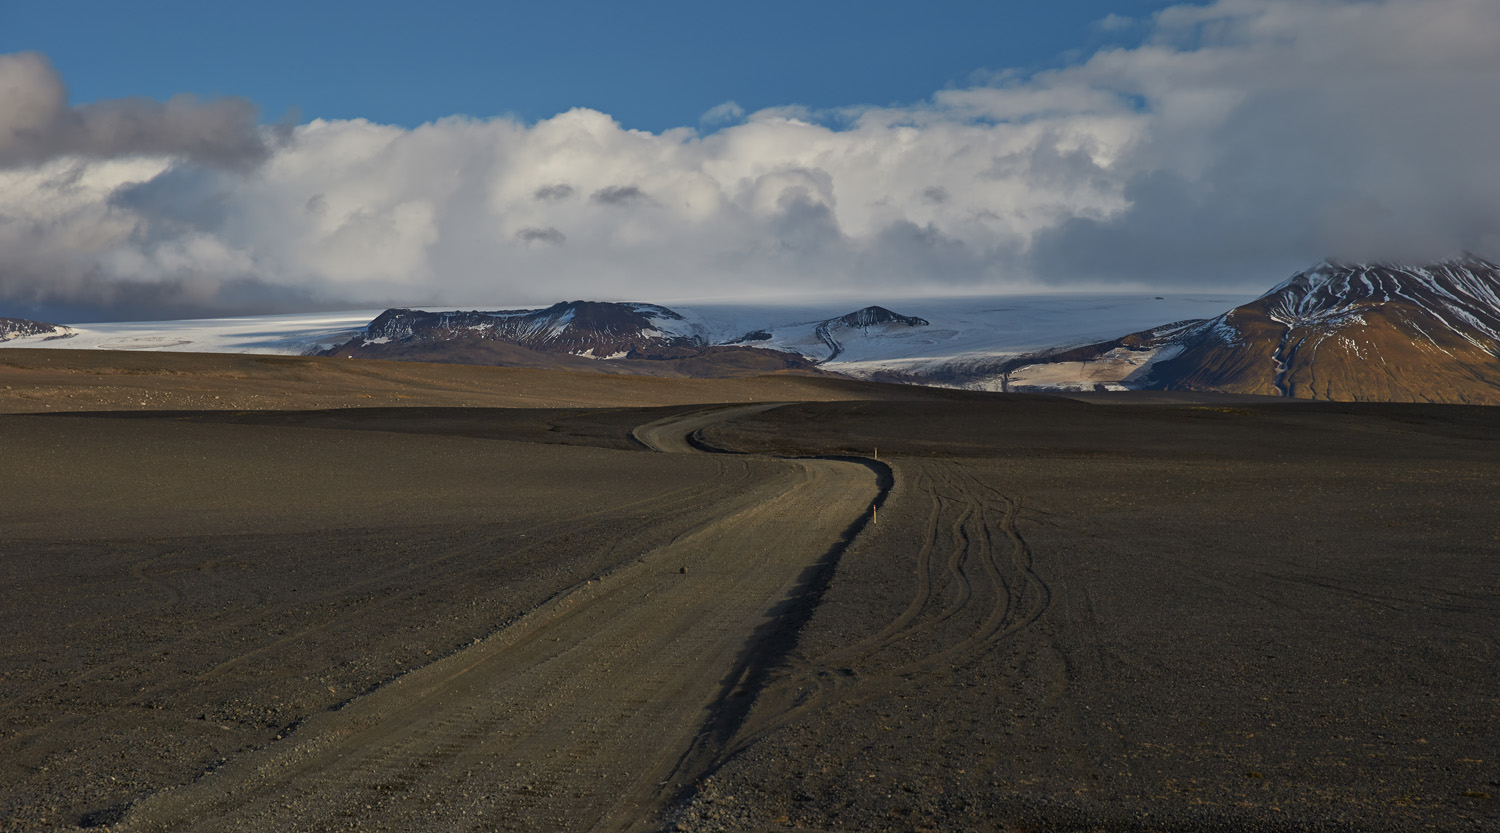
<box><xmin>0</xmin><ymin>0</ymin><xmax>1178</xmax><ymax>131</ymax></box>
<box><xmin>2</xmin><ymin>0</ymin><xmax>1498</xmax><ymax>320</ymax></box>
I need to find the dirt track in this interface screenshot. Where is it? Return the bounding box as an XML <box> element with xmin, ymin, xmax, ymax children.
<box><xmin>115</xmin><ymin>406</ymin><xmax>877</xmax><ymax>832</ymax></box>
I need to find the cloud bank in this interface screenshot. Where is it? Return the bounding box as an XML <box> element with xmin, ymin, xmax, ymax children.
<box><xmin>0</xmin><ymin>52</ymin><xmax>270</xmax><ymax>169</ymax></box>
<box><xmin>4</xmin><ymin>0</ymin><xmax>1500</xmax><ymax>320</ymax></box>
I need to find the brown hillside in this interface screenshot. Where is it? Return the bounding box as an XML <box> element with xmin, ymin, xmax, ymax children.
<box><xmin>1147</xmin><ymin>256</ymin><xmax>1500</xmax><ymax>403</ymax></box>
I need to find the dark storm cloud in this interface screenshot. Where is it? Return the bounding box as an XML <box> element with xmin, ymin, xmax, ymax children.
<box><xmin>920</xmin><ymin>186</ymin><xmax>949</xmax><ymax>204</ymax></box>
<box><xmin>863</xmin><ymin>220</ymin><xmax>990</xmax><ymax>283</ymax></box>
<box><xmin>0</xmin><ymin>160</ymin><xmax>348</xmax><ymax>322</ymax></box>
<box><xmin>533</xmin><ymin>183</ymin><xmax>575</xmax><ymax>201</ymax></box>
<box><xmin>107</xmin><ymin>165</ymin><xmax>236</xmax><ymax>234</ymax></box>
<box><xmin>0</xmin><ymin>52</ymin><xmax>269</xmax><ymax>169</ymax></box>
<box><xmin>591</xmin><ymin>185</ymin><xmax>648</xmax><ymax>206</ymax></box>
<box><xmin>1027</xmin><ymin>170</ymin><xmax>1312</xmax><ymax>286</ymax></box>
<box><xmin>516</xmin><ymin>226</ymin><xmax>566</xmax><ymax>245</ymax></box>
<box><xmin>0</xmin><ymin>266</ymin><xmax>345</xmax><ymax>325</ymax></box>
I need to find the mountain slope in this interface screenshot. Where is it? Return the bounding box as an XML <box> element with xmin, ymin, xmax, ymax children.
<box><xmin>328</xmin><ymin>301</ymin><xmax>937</xmax><ymax>375</ymax></box>
<box><xmin>723</xmin><ymin>304</ymin><xmax>932</xmax><ymax>363</ymax></box>
<box><xmin>346</xmin><ymin>301</ymin><xmax>707</xmax><ymax>359</ymax></box>
<box><xmin>914</xmin><ymin>255</ymin><xmax>1500</xmax><ymax>402</ymax></box>
<box><xmin>324</xmin><ymin>301</ymin><xmax>827</xmax><ymax>378</ymax></box>
<box><xmin>1144</xmin><ymin>255</ymin><xmax>1500</xmax><ymax>403</ymax></box>
<box><xmin>813</xmin><ymin>306</ymin><xmax>930</xmax><ymax>361</ymax></box>
<box><xmin>1</xmin><ymin>318</ymin><xmax>71</xmax><ymax>342</ymax></box>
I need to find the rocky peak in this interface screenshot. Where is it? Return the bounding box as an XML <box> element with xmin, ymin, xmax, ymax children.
<box><xmin>0</xmin><ymin>317</ymin><xmax>72</xmax><ymax>341</ymax></box>
<box><xmin>832</xmin><ymin>306</ymin><xmax>930</xmax><ymax>329</ymax></box>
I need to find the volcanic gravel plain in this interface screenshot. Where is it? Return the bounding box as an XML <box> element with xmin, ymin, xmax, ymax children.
<box><xmin>0</xmin><ymin>349</ymin><xmax>1496</xmax><ymax>832</ymax></box>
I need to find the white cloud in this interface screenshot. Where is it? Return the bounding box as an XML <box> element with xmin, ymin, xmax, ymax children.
<box><xmin>0</xmin><ymin>52</ymin><xmax>268</xmax><ymax>168</ymax></box>
<box><xmin>700</xmin><ymin>100</ymin><xmax>746</xmax><ymax>126</ymax></box>
<box><xmin>3</xmin><ymin>0</ymin><xmax>1500</xmax><ymax>319</ymax></box>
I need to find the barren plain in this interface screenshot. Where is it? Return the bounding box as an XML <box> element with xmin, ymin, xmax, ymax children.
<box><xmin>1</xmin><ymin>349</ymin><xmax>1496</xmax><ymax>832</ymax></box>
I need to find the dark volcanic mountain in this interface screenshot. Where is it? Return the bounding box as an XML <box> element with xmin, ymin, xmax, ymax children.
<box><xmin>339</xmin><ymin>301</ymin><xmax>707</xmax><ymax>359</ymax></box>
<box><xmin>1</xmin><ymin>317</ymin><xmax>71</xmax><ymax>342</ymax></box>
<box><xmin>324</xmin><ymin>301</ymin><xmax>825</xmax><ymax>378</ymax></box>
<box><xmin>1143</xmin><ymin>255</ymin><xmax>1500</xmax><ymax>403</ymax></box>
<box><xmin>812</xmin><ymin>306</ymin><xmax>930</xmax><ymax>362</ymax></box>
<box><xmin>827</xmin><ymin>305</ymin><xmax>930</xmax><ymax>330</ymax></box>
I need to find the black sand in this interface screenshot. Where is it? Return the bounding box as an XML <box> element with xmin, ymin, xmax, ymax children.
<box><xmin>0</xmin><ymin>354</ymin><xmax>1495</xmax><ymax>831</ymax></box>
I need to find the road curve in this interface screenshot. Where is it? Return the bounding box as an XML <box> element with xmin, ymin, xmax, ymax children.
<box><xmin>630</xmin><ymin>402</ymin><xmax>788</xmax><ymax>454</ymax></box>
<box><xmin>121</xmin><ymin>404</ymin><xmax>880</xmax><ymax>833</ymax></box>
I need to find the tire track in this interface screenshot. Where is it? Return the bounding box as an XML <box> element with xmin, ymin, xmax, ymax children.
<box><xmin>722</xmin><ymin>459</ymin><xmax>1053</xmax><ymax>755</ymax></box>
<box><xmin>118</xmin><ymin>405</ymin><xmax>880</xmax><ymax>833</ymax></box>
<box><xmin>0</xmin><ymin>450</ymin><xmax>766</xmax><ymax>829</ymax></box>
<box><xmin>0</xmin><ymin>455</ymin><xmax>753</xmax><ymax>728</ymax></box>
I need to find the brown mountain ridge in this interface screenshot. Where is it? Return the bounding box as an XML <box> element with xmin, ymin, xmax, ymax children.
<box><xmin>1145</xmin><ymin>254</ymin><xmax>1500</xmax><ymax>403</ymax></box>
<box><xmin>950</xmin><ymin>255</ymin><xmax>1500</xmax><ymax>404</ymax></box>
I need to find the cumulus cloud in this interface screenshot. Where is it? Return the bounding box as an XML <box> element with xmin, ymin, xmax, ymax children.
<box><xmin>3</xmin><ymin>0</ymin><xmax>1500</xmax><ymax>320</ymax></box>
<box><xmin>700</xmin><ymin>101</ymin><xmax>746</xmax><ymax>126</ymax></box>
<box><xmin>1025</xmin><ymin>0</ymin><xmax>1500</xmax><ymax>283</ymax></box>
<box><xmin>0</xmin><ymin>52</ymin><xmax>270</xmax><ymax>169</ymax></box>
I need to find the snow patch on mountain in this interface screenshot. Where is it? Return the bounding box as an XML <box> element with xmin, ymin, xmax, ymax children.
<box><xmin>685</xmin><ymin>294</ymin><xmax>1246</xmax><ymax>374</ymax></box>
<box><xmin>1258</xmin><ymin>255</ymin><xmax>1500</xmax><ymax>347</ymax></box>
<box><xmin>346</xmin><ymin>301</ymin><xmax>709</xmax><ymax>358</ymax></box>
<box><xmin>0</xmin><ymin>318</ymin><xmax>73</xmax><ymax>342</ymax></box>
<box><xmin>978</xmin><ymin>254</ymin><xmax>1500</xmax><ymax>401</ymax></box>
<box><xmin>0</xmin><ymin>293</ymin><xmax>1254</xmax><ymax>386</ymax></box>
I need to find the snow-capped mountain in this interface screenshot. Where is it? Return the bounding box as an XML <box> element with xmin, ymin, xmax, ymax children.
<box><xmin>337</xmin><ymin>301</ymin><xmax>708</xmax><ymax>359</ymax></box>
<box><xmin>1140</xmin><ymin>255</ymin><xmax>1500</xmax><ymax>402</ymax></box>
<box><xmin>321</xmin><ymin>300</ymin><xmax>832</xmax><ymax>377</ymax></box>
<box><xmin>0</xmin><ymin>295</ymin><xmax>1251</xmax><ymax>383</ymax></box>
<box><xmin>723</xmin><ymin>305</ymin><xmax>931</xmax><ymax>363</ymax></box>
<box><xmin>968</xmin><ymin>256</ymin><xmax>1500</xmax><ymax>403</ymax></box>
<box><xmin>0</xmin><ymin>317</ymin><xmax>71</xmax><ymax>342</ymax></box>
<box><xmin>0</xmin><ymin>290</ymin><xmax>1266</xmax><ymax>386</ymax></box>
<box><xmin>10</xmin><ymin>260</ymin><xmax>1497</xmax><ymax>402</ymax></box>
<box><xmin>813</xmin><ymin>306</ymin><xmax>931</xmax><ymax>362</ymax></box>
